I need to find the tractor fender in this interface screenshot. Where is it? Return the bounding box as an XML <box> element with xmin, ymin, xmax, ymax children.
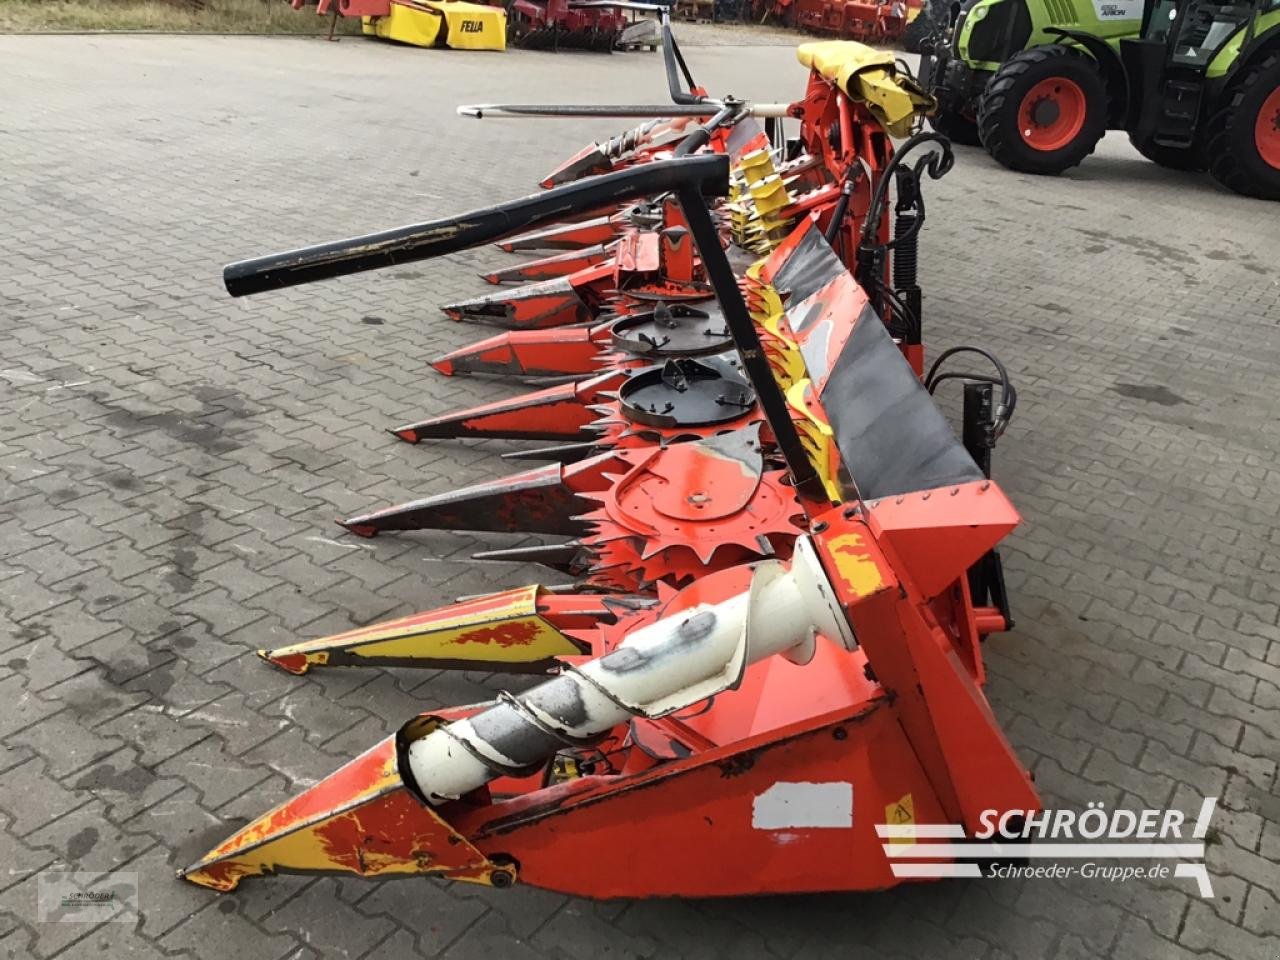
<box><xmin>1208</xmin><ymin>20</ymin><xmax>1280</xmax><ymax>86</ymax></box>
<box><xmin>1044</xmin><ymin>27</ymin><xmax>1128</xmax><ymax>126</ymax></box>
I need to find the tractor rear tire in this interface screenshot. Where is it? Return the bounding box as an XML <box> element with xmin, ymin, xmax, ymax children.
<box><xmin>1204</xmin><ymin>53</ymin><xmax>1280</xmax><ymax>201</ymax></box>
<box><xmin>929</xmin><ymin>110</ymin><xmax>982</xmax><ymax>147</ymax></box>
<box><xmin>977</xmin><ymin>45</ymin><xmax>1108</xmax><ymax>175</ymax></box>
<box><xmin>1128</xmin><ymin>134</ymin><xmax>1206</xmax><ymax>172</ymax></box>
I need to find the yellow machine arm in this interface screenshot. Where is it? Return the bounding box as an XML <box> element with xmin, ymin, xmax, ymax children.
<box><xmin>797</xmin><ymin>41</ymin><xmax>936</xmax><ymax>137</ymax></box>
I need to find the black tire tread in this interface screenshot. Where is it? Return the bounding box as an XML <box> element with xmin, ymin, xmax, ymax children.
<box><xmin>1128</xmin><ymin>132</ymin><xmax>1206</xmax><ymax>172</ymax></box>
<box><xmin>977</xmin><ymin>45</ymin><xmax>1106</xmax><ymax>174</ymax></box>
<box><xmin>1205</xmin><ymin>53</ymin><xmax>1280</xmax><ymax>201</ymax></box>
<box><xmin>903</xmin><ymin>1</ymin><xmax>944</xmax><ymax>54</ymax></box>
<box><xmin>929</xmin><ymin>109</ymin><xmax>982</xmax><ymax>146</ymax></box>
<box><xmin>902</xmin><ymin>14</ymin><xmax>936</xmax><ymax>54</ymax></box>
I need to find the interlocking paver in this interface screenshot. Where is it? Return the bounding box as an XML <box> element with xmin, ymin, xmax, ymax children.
<box><xmin>2</xmin><ymin>24</ymin><xmax>1278</xmax><ymax>960</ymax></box>
<box><xmin>157</xmin><ymin>897</ymin><xmax>302</xmax><ymax>960</ymax></box>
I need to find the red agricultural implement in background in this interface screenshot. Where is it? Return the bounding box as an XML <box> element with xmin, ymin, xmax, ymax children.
<box><xmin>291</xmin><ymin>0</ymin><xmax>660</xmax><ymax>51</ymax></box>
<box><xmin>177</xmin><ymin>25</ymin><xmax>1038</xmax><ymax>899</ymax></box>
<box><xmin>508</xmin><ymin>0</ymin><xmax>662</xmax><ymax>51</ymax></box>
<box><xmin>767</xmin><ymin>0</ymin><xmax>920</xmax><ymax>46</ymax></box>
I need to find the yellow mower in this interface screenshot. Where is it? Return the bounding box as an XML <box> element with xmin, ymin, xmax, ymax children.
<box><xmin>295</xmin><ymin>0</ymin><xmax>507</xmax><ymax>51</ymax></box>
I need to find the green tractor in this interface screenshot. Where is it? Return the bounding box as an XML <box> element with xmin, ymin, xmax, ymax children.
<box><xmin>918</xmin><ymin>0</ymin><xmax>1280</xmax><ymax>199</ymax></box>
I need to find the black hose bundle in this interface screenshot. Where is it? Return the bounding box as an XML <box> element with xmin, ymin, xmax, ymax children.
<box><xmin>854</xmin><ymin>131</ymin><xmax>954</xmax><ymax>344</ymax></box>
<box><xmin>858</xmin><ymin>131</ymin><xmax>954</xmax><ymax>253</ymax></box>
<box><xmin>925</xmin><ymin>346</ymin><xmax>1018</xmax><ymax>438</ymax></box>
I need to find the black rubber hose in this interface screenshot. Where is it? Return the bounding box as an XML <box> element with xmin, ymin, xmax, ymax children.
<box><xmin>925</xmin><ymin>346</ymin><xmax>1009</xmax><ymax>393</ymax></box>
<box><xmin>859</xmin><ymin>131</ymin><xmax>953</xmax><ymax>248</ymax></box>
<box><xmin>823</xmin><ymin>158</ymin><xmax>869</xmax><ymax>245</ymax></box>
<box><xmin>674</xmin><ymin>102</ymin><xmax>741</xmax><ymax>157</ymax></box>
<box><xmin>871</xmin><ymin>276</ymin><xmax>919</xmax><ymax>342</ymax></box>
<box><xmin>925</xmin><ymin>347</ymin><xmax>1017</xmax><ymax>433</ymax></box>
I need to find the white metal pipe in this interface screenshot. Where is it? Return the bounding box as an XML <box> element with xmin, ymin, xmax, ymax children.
<box><xmin>405</xmin><ymin>536</ymin><xmax>854</xmax><ymax>804</ymax></box>
<box><xmin>456</xmin><ymin>103</ymin><xmax>794</xmax><ymax>121</ymax></box>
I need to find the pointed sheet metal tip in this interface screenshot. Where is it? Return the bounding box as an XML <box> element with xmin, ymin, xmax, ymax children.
<box><xmin>257</xmin><ymin>647</ymin><xmax>311</xmax><ymax>675</ymax></box>
<box><xmin>471</xmin><ymin>542</ymin><xmax>584</xmax><ymax>569</ymax></box>
<box><xmin>251</xmin><ymin>586</ymin><xmax>585</xmax><ymax>674</ymax></box>
<box><xmin>337</xmin><ymin>517</ymin><xmax>379</xmax><ymax>539</ymax></box>
<box><xmin>177</xmin><ymin>734</ymin><xmax>502</xmax><ymax>892</ymax></box>
<box><xmin>332</xmin><ymin>463</ymin><xmax>585</xmax><ymax>537</ymax></box>
<box><xmin>501</xmin><ymin>440</ymin><xmax>602</xmax><ymax>463</ymax></box>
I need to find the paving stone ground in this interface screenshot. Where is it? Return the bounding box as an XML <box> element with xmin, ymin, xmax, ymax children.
<box><xmin>1</xmin><ymin>26</ymin><xmax>1278</xmax><ymax>960</ymax></box>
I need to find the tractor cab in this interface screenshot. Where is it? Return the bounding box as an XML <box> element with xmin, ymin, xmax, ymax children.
<box><xmin>1123</xmin><ymin>0</ymin><xmax>1276</xmax><ymax>154</ymax></box>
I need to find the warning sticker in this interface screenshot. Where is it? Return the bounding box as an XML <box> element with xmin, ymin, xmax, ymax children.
<box><xmin>884</xmin><ymin>793</ymin><xmax>915</xmax><ymax>846</ymax></box>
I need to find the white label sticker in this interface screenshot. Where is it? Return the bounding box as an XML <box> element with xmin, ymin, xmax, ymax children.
<box><xmin>1091</xmin><ymin>0</ymin><xmax>1143</xmax><ymax>20</ymax></box>
<box><xmin>752</xmin><ymin>781</ymin><xmax>853</xmax><ymax>829</ymax></box>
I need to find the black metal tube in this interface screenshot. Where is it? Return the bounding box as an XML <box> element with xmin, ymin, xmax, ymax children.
<box><xmin>662</xmin><ymin>19</ymin><xmax>702</xmax><ymax>105</ymax></box>
<box><xmin>673</xmin><ymin>103</ymin><xmax>739</xmax><ymax>157</ymax></box>
<box><xmin>961</xmin><ymin>381</ymin><xmax>993</xmax><ymax>479</ymax></box>
<box><xmin>674</xmin><ymin>184</ymin><xmax>825</xmax><ymax>500</ymax></box>
<box><xmin>224</xmin><ymin>155</ymin><xmax>730</xmax><ymax>297</ymax></box>
<box><xmin>460</xmin><ymin>104</ymin><xmax>721</xmax><ymax>119</ymax></box>
<box><xmin>823</xmin><ymin>159</ymin><xmax>864</xmax><ymax>246</ymax></box>
<box><xmin>892</xmin><ymin>167</ymin><xmax>922</xmax><ymax>345</ymax></box>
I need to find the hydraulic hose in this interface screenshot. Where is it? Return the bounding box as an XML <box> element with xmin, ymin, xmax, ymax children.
<box><xmin>674</xmin><ymin>101</ymin><xmax>742</xmax><ymax>157</ymax></box>
<box><xmin>823</xmin><ymin>158</ymin><xmax>870</xmax><ymax>246</ymax></box>
<box><xmin>854</xmin><ymin>132</ymin><xmax>953</xmax><ymax>335</ymax></box>
<box><xmin>858</xmin><ymin>131</ymin><xmax>953</xmax><ymax>251</ymax></box>
<box><xmin>926</xmin><ymin>346</ymin><xmax>1018</xmax><ymax>437</ymax></box>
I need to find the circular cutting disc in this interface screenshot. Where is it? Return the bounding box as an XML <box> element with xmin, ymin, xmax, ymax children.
<box><xmin>621</xmin><ymin>285</ymin><xmax>715</xmax><ymax>304</ymax></box>
<box><xmin>618</xmin><ymin>357</ymin><xmax>756</xmax><ymax>429</ymax></box>
<box><xmin>611</xmin><ymin>302</ymin><xmax>733</xmax><ymax>359</ymax></box>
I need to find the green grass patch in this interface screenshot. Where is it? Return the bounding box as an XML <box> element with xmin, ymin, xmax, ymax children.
<box><xmin>0</xmin><ymin>0</ymin><xmax>363</xmax><ymax>34</ymax></box>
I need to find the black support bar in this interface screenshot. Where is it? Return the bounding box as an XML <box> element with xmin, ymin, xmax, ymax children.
<box><xmin>223</xmin><ymin>155</ymin><xmax>730</xmax><ymax>297</ymax></box>
<box><xmin>674</xmin><ymin>184</ymin><xmax>825</xmax><ymax>500</ymax></box>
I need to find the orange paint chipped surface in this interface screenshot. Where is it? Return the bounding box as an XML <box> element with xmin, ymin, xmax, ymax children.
<box><xmin>451</xmin><ymin>619</ymin><xmax>543</xmax><ymax>648</ymax></box>
<box><xmin>184</xmin><ymin>859</ymin><xmax>250</xmax><ymax>892</ymax></box>
<box><xmin>206</xmin><ymin>738</ymin><xmax>399</xmax><ymax>858</ymax></box>
<box><xmin>310</xmin><ymin>789</ymin><xmax>481</xmax><ymax>875</ymax></box>
<box><xmin>256</xmin><ymin>586</ymin><xmax>590</xmax><ymax>668</ymax></box>
<box><xmin>310</xmin><ymin>586</ymin><xmax>538</xmax><ymax>648</ymax></box>
<box><xmin>184</xmin><ymin>733</ymin><xmax>494</xmax><ymax>890</ymax></box>
<box><xmin>827</xmin><ymin>531</ymin><xmax>887</xmax><ymax>598</ymax></box>
<box><xmin>264</xmin><ymin>651</ymin><xmax>312</xmax><ymax>675</ymax></box>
